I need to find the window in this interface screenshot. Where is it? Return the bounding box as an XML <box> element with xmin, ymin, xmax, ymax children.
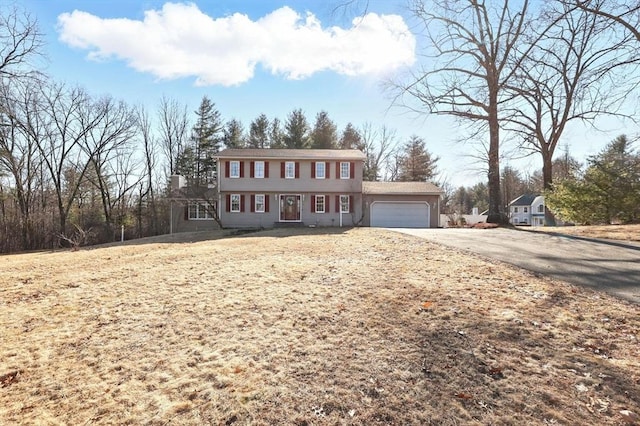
<box><xmin>254</xmin><ymin>161</ymin><xmax>264</xmax><ymax>178</ymax></box>
<box><xmin>230</xmin><ymin>161</ymin><xmax>240</xmax><ymax>178</ymax></box>
<box><xmin>255</xmin><ymin>194</ymin><xmax>265</xmax><ymax>212</ymax></box>
<box><xmin>285</xmin><ymin>161</ymin><xmax>295</xmax><ymax>179</ymax></box>
<box><xmin>340</xmin><ymin>195</ymin><xmax>350</xmax><ymax>213</ymax></box>
<box><xmin>315</xmin><ymin>195</ymin><xmax>325</xmax><ymax>213</ymax></box>
<box><xmin>315</xmin><ymin>162</ymin><xmax>325</xmax><ymax>179</ymax></box>
<box><xmin>538</xmin><ymin>204</ymin><xmax>544</xmax><ymax>213</ymax></box>
<box><xmin>188</xmin><ymin>202</ymin><xmax>213</xmax><ymax>220</ymax></box>
<box><xmin>230</xmin><ymin>194</ymin><xmax>241</xmax><ymax>212</ymax></box>
<box><xmin>514</xmin><ymin>207</ymin><xmax>519</xmax><ymax>213</ymax></box>
<box><xmin>340</xmin><ymin>162</ymin><xmax>350</xmax><ymax>179</ymax></box>
<box><xmin>524</xmin><ymin>207</ymin><xmax>528</xmax><ymax>213</ymax></box>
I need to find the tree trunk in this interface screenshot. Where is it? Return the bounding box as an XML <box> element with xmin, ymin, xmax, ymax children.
<box><xmin>542</xmin><ymin>152</ymin><xmax>557</xmax><ymax>226</ymax></box>
<box><xmin>486</xmin><ymin>92</ymin><xmax>505</xmax><ymax>224</ymax></box>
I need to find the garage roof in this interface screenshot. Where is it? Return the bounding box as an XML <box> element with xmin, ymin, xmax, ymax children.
<box><xmin>216</xmin><ymin>148</ymin><xmax>365</xmax><ymax>160</ymax></box>
<box><xmin>363</xmin><ymin>181</ymin><xmax>443</xmax><ymax>195</ymax></box>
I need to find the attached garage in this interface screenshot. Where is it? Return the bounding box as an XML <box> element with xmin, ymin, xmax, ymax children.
<box><xmin>370</xmin><ymin>202</ymin><xmax>430</xmax><ymax>228</ymax></box>
<box><xmin>363</xmin><ymin>181</ymin><xmax>443</xmax><ymax>228</ymax></box>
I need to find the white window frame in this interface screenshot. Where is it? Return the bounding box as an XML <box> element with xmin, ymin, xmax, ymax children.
<box><xmin>255</xmin><ymin>194</ymin><xmax>265</xmax><ymax>213</ymax></box>
<box><xmin>285</xmin><ymin>161</ymin><xmax>295</xmax><ymax>179</ymax></box>
<box><xmin>230</xmin><ymin>161</ymin><xmax>240</xmax><ymax>178</ymax></box>
<box><xmin>230</xmin><ymin>194</ymin><xmax>241</xmax><ymax>212</ymax></box>
<box><xmin>315</xmin><ymin>195</ymin><xmax>325</xmax><ymax>213</ymax></box>
<box><xmin>524</xmin><ymin>207</ymin><xmax>528</xmax><ymax>213</ymax></box>
<box><xmin>254</xmin><ymin>161</ymin><xmax>264</xmax><ymax>179</ymax></box>
<box><xmin>514</xmin><ymin>207</ymin><xmax>519</xmax><ymax>213</ymax></box>
<box><xmin>315</xmin><ymin>162</ymin><xmax>326</xmax><ymax>179</ymax></box>
<box><xmin>340</xmin><ymin>195</ymin><xmax>350</xmax><ymax>213</ymax></box>
<box><xmin>189</xmin><ymin>202</ymin><xmax>214</xmax><ymax>220</ymax></box>
<box><xmin>538</xmin><ymin>204</ymin><xmax>544</xmax><ymax>213</ymax></box>
<box><xmin>340</xmin><ymin>162</ymin><xmax>350</xmax><ymax>179</ymax></box>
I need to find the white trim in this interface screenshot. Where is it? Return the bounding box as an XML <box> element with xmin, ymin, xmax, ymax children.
<box><xmin>284</xmin><ymin>161</ymin><xmax>295</xmax><ymax>179</ymax></box>
<box><xmin>339</xmin><ymin>194</ymin><xmax>350</xmax><ymax>213</ymax></box>
<box><xmin>229</xmin><ymin>161</ymin><xmax>240</xmax><ymax>178</ymax></box>
<box><xmin>314</xmin><ymin>194</ymin><xmax>325</xmax><ymax>213</ymax></box>
<box><xmin>230</xmin><ymin>194</ymin><xmax>241</xmax><ymax>212</ymax></box>
<box><xmin>340</xmin><ymin>162</ymin><xmax>350</xmax><ymax>179</ymax></box>
<box><xmin>315</xmin><ymin>162</ymin><xmax>326</xmax><ymax>179</ymax></box>
<box><xmin>254</xmin><ymin>161</ymin><xmax>265</xmax><ymax>179</ymax></box>
<box><xmin>255</xmin><ymin>194</ymin><xmax>265</xmax><ymax>213</ymax></box>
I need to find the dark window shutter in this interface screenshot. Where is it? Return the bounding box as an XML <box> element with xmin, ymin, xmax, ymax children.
<box><xmin>184</xmin><ymin>205</ymin><xmax>189</xmax><ymax>220</ymax></box>
<box><xmin>311</xmin><ymin>162</ymin><xmax>316</xmax><ymax>178</ymax></box>
<box><xmin>251</xmin><ymin>194</ymin><xmax>255</xmax><ymax>212</ymax></box>
<box><xmin>265</xmin><ymin>195</ymin><xmax>270</xmax><ymax>212</ymax></box>
<box><xmin>335</xmin><ymin>195</ymin><xmax>340</xmax><ymax>213</ymax></box>
<box><xmin>350</xmin><ymin>162</ymin><xmax>354</xmax><ymax>178</ymax></box>
<box><xmin>250</xmin><ymin>161</ymin><xmax>255</xmax><ymax>178</ymax></box>
<box><xmin>225</xmin><ymin>161</ymin><xmax>230</xmax><ymax>178</ymax></box>
<box><xmin>265</xmin><ymin>162</ymin><xmax>269</xmax><ymax>178</ymax></box>
<box><xmin>336</xmin><ymin>162</ymin><xmax>340</xmax><ymax>178</ymax></box>
<box><xmin>295</xmin><ymin>162</ymin><xmax>300</xmax><ymax>178</ymax></box>
<box><xmin>280</xmin><ymin>162</ymin><xmax>285</xmax><ymax>178</ymax></box>
<box><xmin>326</xmin><ymin>162</ymin><xmax>330</xmax><ymax>179</ymax></box>
<box><xmin>349</xmin><ymin>195</ymin><xmax>354</xmax><ymax>213</ymax></box>
<box><xmin>240</xmin><ymin>195</ymin><xmax>245</xmax><ymax>212</ymax></box>
<box><xmin>311</xmin><ymin>195</ymin><xmax>316</xmax><ymax>213</ymax></box>
<box><xmin>226</xmin><ymin>194</ymin><xmax>230</xmax><ymax>212</ymax></box>
<box><xmin>325</xmin><ymin>195</ymin><xmax>330</xmax><ymax>213</ymax></box>
<box><xmin>239</xmin><ymin>162</ymin><xmax>245</xmax><ymax>178</ymax></box>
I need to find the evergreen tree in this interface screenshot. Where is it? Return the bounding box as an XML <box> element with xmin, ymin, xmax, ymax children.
<box><xmin>181</xmin><ymin>96</ymin><xmax>223</xmax><ymax>185</ymax></box>
<box><xmin>310</xmin><ymin>110</ymin><xmax>338</xmax><ymax>149</ymax></box>
<box><xmin>269</xmin><ymin>118</ymin><xmax>285</xmax><ymax>148</ymax></box>
<box><xmin>396</xmin><ymin>135</ymin><xmax>439</xmax><ymax>182</ymax></box>
<box><xmin>248</xmin><ymin>114</ymin><xmax>270</xmax><ymax>148</ymax></box>
<box><xmin>223</xmin><ymin>119</ymin><xmax>246</xmax><ymax>148</ymax></box>
<box><xmin>283</xmin><ymin>109</ymin><xmax>310</xmax><ymax>149</ymax></box>
<box><xmin>339</xmin><ymin>123</ymin><xmax>364</xmax><ymax>150</ymax></box>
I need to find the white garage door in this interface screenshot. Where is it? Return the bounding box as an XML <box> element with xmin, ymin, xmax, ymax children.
<box><xmin>370</xmin><ymin>202</ymin><xmax>430</xmax><ymax>228</ymax></box>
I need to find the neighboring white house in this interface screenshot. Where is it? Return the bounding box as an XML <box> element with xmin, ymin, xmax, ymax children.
<box><xmin>509</xmin><ymin>194</ymin><xmax>546</xmax><ymax>226</ymax></box>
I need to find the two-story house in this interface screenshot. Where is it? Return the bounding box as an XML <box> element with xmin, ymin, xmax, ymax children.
<box><xmin>217</xmin><ymin>149</ymin><xmax>365</xmax><ymax>228</ymax></box>
<box><xmin>170</xmin><ymin>148</ymin><xmax>443</xmax><ymax>231</ymax></box>
<box><xmin>509</xmin><ymin>194</ymin><xmax>546</xmax><ymax>226</ymax></box>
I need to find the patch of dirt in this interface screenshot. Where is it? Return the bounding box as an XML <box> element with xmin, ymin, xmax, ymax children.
<box><xmin>1</xmin><ymin>227</ymin><xmax>638</xmax><ymax>425</ymax></box>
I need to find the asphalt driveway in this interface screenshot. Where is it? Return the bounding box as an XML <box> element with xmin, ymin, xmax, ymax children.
<box><xmin>393</xmin><ymin>227</ymin><xmax>640</xmax><ymax>304</ymax></box>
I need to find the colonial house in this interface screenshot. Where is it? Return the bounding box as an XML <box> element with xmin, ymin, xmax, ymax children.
<box><xmin>509</xmin><ymin>194</ymin><xmax>546</xmax><ymax>226</ymax></box>
<box><xmin>169</xmin><ymin>148</ymin><xmax>443</xmax><ymax>231</ymax></box>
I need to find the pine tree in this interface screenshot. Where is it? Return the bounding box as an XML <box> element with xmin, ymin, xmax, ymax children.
<box><xmin>396</xmin><ymin>135</ymin><xmax>439</xmax><ymax>182</ymax></box>
<box><xmin>310</xmin><ymin>111</ymin><xmax>338</xmax><ymax>149</ymax></box>
<box><xmin>339</xmin><ymin>123</ymin><xmax>364</xmax><ymax>150</ymax></box>
<box><xmin>248</xmin><ymin>114</ymin><xmax>270</xmax><ymax>148</ymax></box>
<box><xmin>187</xmin><ymin>96</ymin><xmax>223</xmax><ymax>185</ymax></box>
<box><xmin>223</xmin><ymin>119</ymin><xmax>245</xmax><ymax>148</ymax></box>
<box><xmin>283</xmin><ymin>109</ymin><xmax>310</xmax><ymax>149</ymax></box>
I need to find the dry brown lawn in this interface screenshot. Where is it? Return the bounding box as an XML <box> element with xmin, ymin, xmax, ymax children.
<box><xmin>529</xmin><ymin>224</ymin><xmax>640</xmax><ymax>243</ymax></box>
<box><xmin>1</xmin><ymin>227</ymin><xmax>639</xmax><ymax>425</ymax></box>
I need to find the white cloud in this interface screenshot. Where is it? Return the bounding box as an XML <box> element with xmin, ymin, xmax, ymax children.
<box><xmin>57</xmin><ymin>2</ymin><xmax>415</xmax><ymax>86</ymax></box>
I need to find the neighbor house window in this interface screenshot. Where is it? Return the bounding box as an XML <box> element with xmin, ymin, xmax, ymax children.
<box><xmin>230</xmin><ymin>161</ymin><xmax>240</xmax><ymax>178</ymax></box>
<box><xmin>254</xmin><ymin>161</ymin><xmax>264</xmax><ymax>178</ymax></box>
<box><xmin>524</xmin><ymin>207</ymin><xmax>528</xmax><ymax>213</ymax></box>
<box><xmin>340</xmin><ymin>162</ymin><xmax>350</xmax><ymax>179</ymax></box>
<box><xmin>315</xmin><ymin>162</ymin><xmax>326</xmax><ymax>179</ymax></box>
<box><xmin>230</xmin><ymin>194</ymin><xmax>241</xmax><ymax>212</ymax></box>
<box><xmin>538</xmin><ymin>204</ymin><xmax>544</xmax><ymax>213</ymax></box>
<box><xmin>514</xmin><ymin>207</ymin><xmax>519</xmax><ymax>213</ymax></box>
<box><xmin>188</xmin><ymin>202</ymin><xmax>213</xmax><ymax>220</ymax></box>
<box><xmin>285</xmin><ymin>161</ymin><xmax>295</xmax><ymax>179</ymax></box>
<box><xmin>315</xmin><ymin>195</ymin><xmax>325</xmax><ymax>213</ymax></box>
<box><xmin>340</xmin><ymin>195</ymin><xmax>350</xmax><ymax>213</ymax></box>
<box><xmin>255</xmin><ymin>194</ymin><xmax>265</xmax><ymax>213</ymax></box>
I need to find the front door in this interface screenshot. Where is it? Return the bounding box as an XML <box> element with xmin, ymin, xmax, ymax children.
<box><xmin>280</xmin><ymin>195</ymin><xmax>301</xmax><ymax>221</ymax></box>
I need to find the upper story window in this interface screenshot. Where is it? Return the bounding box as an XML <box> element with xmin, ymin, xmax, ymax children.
<box><xmin>514</xmin><ymin>207</ymin><xmax>519</xmax><ymax>213</ymax></box>
<box><xmin>230</xmin><ymin>161</ymin><xmax>240</xmax><ymax>178</ymax></box>
<box><xmin>340</xmin><ymin>162</ymin><xmax>350</xmax><ymax>179</ymax></box>
<box><xmin>316</xmin><ymin>162</ymin><xmax>326</xmax><ymax>179</ymax></box>
<box><xmin>538</xmin><ymin>204</ymin><xmax>544</xmax><ymax>213</ymax></box>
<box><xmin>524</xmin><ymin>207</ymin><xmax>528</xmax><ymax>213</ymax></box>
<box><xmin>285</xmin><ymin>161</ymin><xmax>295</xmax><ymax>179</ymax></box>
<box><xmin>254</xmin><ymin>161</ymin><xmax>264</xmax><ymax>178</ymax></box>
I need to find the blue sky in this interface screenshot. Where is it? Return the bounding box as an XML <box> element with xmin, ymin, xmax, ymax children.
<box><xmin>18</xmin><ymin>0</ymin><xmax>637</xmax><ymax>188</ymax></box>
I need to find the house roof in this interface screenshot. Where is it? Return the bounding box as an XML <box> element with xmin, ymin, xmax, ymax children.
<box><xmin>509</xmin><ymin>194</ymin><xmax>539</xmax><ymax>206</ymax></box>
<box><xmin>363</xmin><ymin>181</ymin><xmax>444</xmax><ymax>195</ymax></box>
<box><xmin>216</xmin><ymin>148</ymin><xmax>366</xmax><ymax>160</ymax></box>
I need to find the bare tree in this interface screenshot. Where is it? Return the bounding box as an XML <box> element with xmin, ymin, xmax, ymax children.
<box><xmin>157</xmin><ymin>96</ymin><xmax>189</xmax><ymax>176</ymax></box>
<box><xmin>361</xmin><ymin>123</ymin><xmax>398</xmax><ymax>181</ymax></box>
<box><xmin>0</xmin><ymin>5</ymin><xmax>44</xmax><ymax>81</ymax></box>
<box><xmin>137</xmin><ymin>105</ymin><xmax>160</xmax><ymax>235</ymax></box>
<box><xmin>571</xmin><ymin>0</ymin><xmax>640</xmax><ymax>42</ymax></box>
<box><xmin>393</xmin><ymin>0</ymin><xmax>534</xmax><ymax>223</ymax></box>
